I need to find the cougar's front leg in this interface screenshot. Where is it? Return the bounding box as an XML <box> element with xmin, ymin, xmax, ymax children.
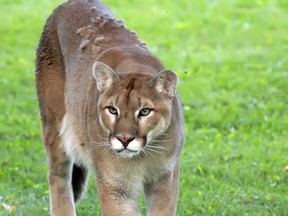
<box><xmin>144</xmin><ymin>162</ymin><xmax>180</xmax><ymax>216</ymax></box>
<box><xmin>42</xmin><ymin>114</ymin><xmax>76</xmax><ymax>216</ymax></box>
<box><xmin>97</xmin><ymin>179</ymin><xmax>141</xmax><ymax>216</ymax></box>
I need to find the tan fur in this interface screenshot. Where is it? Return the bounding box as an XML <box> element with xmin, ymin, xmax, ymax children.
<box><xmin>36</xmin><ymin>0</ymin><xmax>184</xmax><ymax>215</ymax></box>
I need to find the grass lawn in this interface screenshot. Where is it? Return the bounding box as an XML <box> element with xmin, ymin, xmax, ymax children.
<box><xmin>1</xmin><ymin>0</ymin><xmax>288</xmax><ymax>215</ymax></box>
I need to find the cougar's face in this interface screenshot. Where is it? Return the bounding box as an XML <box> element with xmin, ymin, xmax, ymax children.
<box><xmin>98</xmin><ymin>75</ymin><xmax>172</xmax><ymax>158</ymax></box>
<box><xmin>93</xmin><ymin>62</ymin><xmax>177</xmax><ymax>158</ymax></box>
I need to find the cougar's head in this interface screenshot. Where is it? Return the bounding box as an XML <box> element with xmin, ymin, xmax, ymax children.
<box><xmin>93</xmin><ymin>62</ymin><xmax>178</xmax><ymax>158</ymax></box>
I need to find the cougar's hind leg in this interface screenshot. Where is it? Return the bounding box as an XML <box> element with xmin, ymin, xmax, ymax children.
<box><xmin>38</xmin><ymin>85</ymin><xmax>77</xmax><ymax>216</ymax></box>
<box><xmin>42</xmin><ymin>113</ymin><xmax>76</xmax><ymax>216</ymax></box>
<box><xmin>38</xmin><ymin>94</ymin><xmax>77</xmax><ymax>216</ymax></box>
<box><xmin>72</xmin><ymin>164</ymin><xmax>89</xmax><ymax>202</ymax></box>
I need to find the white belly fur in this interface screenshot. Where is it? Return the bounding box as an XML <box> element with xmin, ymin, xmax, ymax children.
<box><xmin>60</xmin><ymin>114</ymin><xmax>93</xmax><ymax>167</ymax></box>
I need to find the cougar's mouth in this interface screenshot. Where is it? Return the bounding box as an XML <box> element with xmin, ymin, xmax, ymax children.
<box><xmin>116</xmin><ymin>149</ymin><xmax>138</xmax><ymax>153</ymax></box>
<box><xmin>115</xmin><ymin>148</ymin><xmax>141</xmax><ymax>158</ymax></box>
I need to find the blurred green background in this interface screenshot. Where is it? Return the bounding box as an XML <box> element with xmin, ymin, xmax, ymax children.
<box><xmin>1</xmin><ymin>0</ymin><xmax>288</xmax><ymax>215</ymax></box>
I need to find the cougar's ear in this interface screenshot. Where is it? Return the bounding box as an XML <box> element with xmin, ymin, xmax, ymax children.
<box><xmin>92</xmin><ymin>62</ymin><xmax>119</xmax><ymax>92</ymax></box>
<box><xmin>151</xmin><ymin>70</ymin><xmax>178</xmax><ymax>98</ymax></box>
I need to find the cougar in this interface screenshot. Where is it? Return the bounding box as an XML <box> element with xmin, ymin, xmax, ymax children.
<box><xmin>36</xmin><ymin>0</ymin><xmax>184</xmax><ymax>215</ymax></box>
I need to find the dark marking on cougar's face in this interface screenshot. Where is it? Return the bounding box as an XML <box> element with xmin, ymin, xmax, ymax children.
<box><xmin>125</xmin><ymin>78</ymin><xmax>136</xmax><ymax>105</ymax></box>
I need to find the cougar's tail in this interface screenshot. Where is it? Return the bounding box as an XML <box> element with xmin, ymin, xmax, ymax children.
<box><xmin>71</xmin><ymin>164</ymin><xmax>89</xmax><ymax>203</ymax></box>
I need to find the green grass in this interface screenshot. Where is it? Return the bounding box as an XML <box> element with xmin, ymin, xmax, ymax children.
<box><xmin>1</xmin><ymin>0</ymin><xmax>288</xmax><ymax>215</ymax></box>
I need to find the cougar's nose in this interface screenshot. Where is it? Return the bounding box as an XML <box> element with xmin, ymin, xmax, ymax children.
<box><xmin>117</xmin><ymin>136</ymin><xmax>135</xmax><ymax>147</ymax></box>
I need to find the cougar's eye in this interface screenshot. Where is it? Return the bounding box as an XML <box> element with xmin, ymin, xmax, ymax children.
<box><xmin>139</xmin><ymin>108</ymin><xmax>152</xmax><ymax>117</ymax></box>
<box><xmin>107</xmin><ymin>106</ymin><xmax>118</xmax><ymax>115</ymax></box>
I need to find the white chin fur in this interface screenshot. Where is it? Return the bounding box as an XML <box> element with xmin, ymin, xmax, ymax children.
<box><xmin>117</xmin><ymin>149</ymin><xmax>141</xmax><ymax>158</ymax></box>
